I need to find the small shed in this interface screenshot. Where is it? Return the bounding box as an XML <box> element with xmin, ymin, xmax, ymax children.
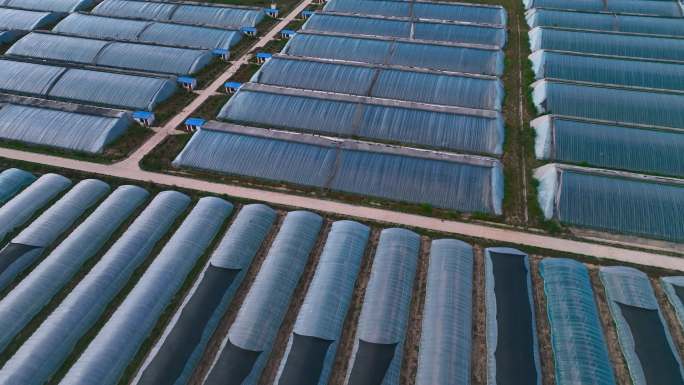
<box><xmin>212</xmin><ymin>48</ymin><xmax>230</xmax><ymax>61</ymax></box>
<box><xmin>301</xmin><ymin>10</ymin><xmax>314</xmax><ymax>19</ymax></box>
<box><xmin>255</xmin><ymin>52</ymin><xmax>272</xmax><ymax>64</ymax></box>
<box><xmin>241</xmin><ymin>26</ymin><xmax>257</xmax><ymax>37</ymax></box>
<box><xmin>177</xmin><ymin>76</ymin><xmax>197</xmax><ymax>91</ymax></box>
<box><xmin>224</xmin><ymin>82</ymin><xmax>242</xmax><ymax>93</ymax></box>
<box><xmin>184</xmin><ymin>118</ymin><xmax>205</xmax><ymax>132</ymax></box>
<box><xmin>280</xmin><ymin>29</ymin><xmax>295</xmax><ymax>39</ymax></box>
<box><xmin>132</xmin><ymin>111</ymin><xmax>155</xmax><ymax>127</ymax></box>
<box><xmin>264</xmin><ymin>8</ymin><xmax>279</xmax><ymax>18</ymax></box>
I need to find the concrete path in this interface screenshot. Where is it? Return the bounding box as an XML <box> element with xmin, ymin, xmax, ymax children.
<box><xmin>1</xmin><ymin>148</ymin><xmax>682</xmax><ymax>271</ymax></box>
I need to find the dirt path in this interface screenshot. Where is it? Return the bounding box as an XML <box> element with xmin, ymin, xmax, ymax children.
<box><xmin>471</xmin><ymin>246</ymin><xmax>487</xmax><ymax>385</ymax></box>
<box><xmin>530</xmin><ymin>256</ymin><xmax>556</xmax><ymax>385</ymax></box>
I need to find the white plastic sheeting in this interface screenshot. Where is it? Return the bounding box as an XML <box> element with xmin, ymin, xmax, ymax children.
<box><xmin>0</xmin><ymin>168</ymin><xmax>35</xmax><ymax>204</ymax></box>
<box><xmin>539</xmin><ymin>258</ymin><xmax>615</xmax><ymax>385</ymax></box>
<box><xmin>0</xmin><ymin>59</ymin><xmax>176</xmax><ymax>111</ymax></box>
<box><xmin>60</xmin><ymin>197</ymin><xmax>233</xmax><ymax>385</ymax></box>
<box><xmin>137</xmin><ymin>203</ymin><xmax>277</xmax><ymax>385</ymax></box>
<box><xmin>0</xmin><ymin>104</ymin><xmax>131</xmax><ymax>153</ymax></box>
<box><xmin>416</xmin><ymin>239</ymin><xmax>473</xmax><ymax>385</ymax></box>
<box><xmin>0</xmin><ymin>173</ymin><xmax>71</xmax><ymax>243</ymax></box>
<box><xmin>0</xmin><ymin>8</ymin><xmax>60</xmax><ymax>31</ymax></box>
<box><xmin>1</xmin><ymin>0</ymin><xmax>95</xmax><ymax>13</ymax></box>
<box><xmin>0</xmin><ymin>179</ymin><xmax>110</xmax><ymax>291</ymax></box>
<box><xmin>0</xmin><ymin>191</ymin><xmax>190</xmax><ymax>385</ymax></box>
<box><xmin>92</xmin><ymin>0</ymin><xmax>264</xmax><ymax>28</ymax></box>
<box><xmin>533</xmin><ymin>164</ymin><xmax>684</xmax><ymax>242</ymax></box>
<box><xmin>274</xmin><ymin>220</ymin><xmax>370</xmax><ymax>385</ymax></box>
<box><xmin>600</xmin><ymin>267</ymin><xmax>684</xmax><ymax>385</ymax></box>
<box><xmin>523</xmin><ymin>0</ymin><xmax>684</xmax><ymax>17</ymax></box>
<box><xmin>345</xmin><ymin>228</ymin><xmax>420</xmax><ymax>385</ymax></box>
<box><xmin>173</xmin><ymin>123</ymin><xmax>504</xmax><ymax>215</ymax></box>
<box><xmin>662</xmin><ymin>277</ymin><xmax>684</xmax><ymax>331</ymax></box>
<box><xmin>0</xmin><ymin>185</ymin><xmax>147</xmax><ymax>353</ymax></box>
<box><xmin>205</xmin><ymin>210</ymin><xmax>322</xmax><ymax>385</ymax></box>
<box><xmin>53</xmin><ymin>13</ymin><xmax>242</xmax><ymax>50</ymax></box>
<box><xmin>8</xmin><ymin>33</ymin><xmax>214</xmax><ymax>75</ymax></box>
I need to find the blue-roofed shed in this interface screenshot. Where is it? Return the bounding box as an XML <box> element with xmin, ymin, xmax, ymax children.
<box><xmin>264</xmin><ymin>8</ymin><xmax>279</xmax><ymax>17</ymax></box>
<box><xmin>280</xmin><ymin>29</ymin><xmax>295</xmax><ymax>39</ymax></box>
<box><xmin>177</xmin><ymin>76</ymin><xmax>197</xmax><ymax>91</ymax></box>
<box><xmin>132</xmin><ymin>111</ymin><xmax>155</xmax><ymax>127</ymax></box>
<box><xmin>241</xmin><ymin>26</ymin><xmax>257</xmax><ymax>37</ymax></box>
<box><xmin>256</xmin><ymin>52</ymin><xmax>272</xmax><ymax>63</ymax></box>
<box><xmin>184</xmin><ymin>118</ymin><xmax>205</xmax><ymax>132</ymax></box>
<box><xmin>224</xmin><ymin>82</ymin><xmax>242</xmax><ymax>93</ymax></box>
<box><xmin>301</xmin><ymin>10</ymin><xmax>314</xmax><ymax>19</ymax></box>
<box><xmin>212</xmin><ymin>48</ymin><xmax>230</xmax><ymax>61</ymax></box>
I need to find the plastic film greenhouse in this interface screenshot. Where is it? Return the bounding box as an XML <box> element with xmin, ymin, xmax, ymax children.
<box><xmin>0</xmin><ymin>191</ymin><xmax>191</xmax><ymax>385</ymax></box>
<box><xmin>204</xmin><ymin>210</ymin><xmax>322</xmax><ymax>385</ymax></box>
<box><xmin>0</xmin><ymin>0</ymin><xmax>95</xmax><ymax>13</ymax></box>
<box><xmin>416</xmin><ymin>239</ymin><xmax>473</xmax><ymax>385</ymax></box>
<box><xmin>0</xmin><ymin>184</ymin><xmax>147</xmax><ymax>354</ymax></box>
<box><xmin>173</xmin><ymin>122</ymin><xmax>503</xmax><ymax>215</ymax></box>
<box><xmin>0</xmin><ymin>168</ymin><xmax>34</xmax><ymax>204</ymax></box>
<box><xmin>275</xmin><ymin>220</ymin><xmax>370</xmax><ymax>385</ymax></box>
<box><xmin>539</xmin><ymin>258</ymin><xmax>615</xmax><ymax>385</ymax></box>
<box><xmin>485</xmin><ymin>247</ymin><xmax>541</xmax><ymax>385</ymax></box>
<box><xmin>218</xmin><ymin>84</ymin><xmax>504</xmax><ymax>154</ymax></box>
<box><xmin>52</xmin><ymin>13</ymin><xmax>243</xmax><ymax>50</ymax></box>
<box><xmin>345</xmin><ymin>228</ymin><xmax>420</xmax><ymax>385</ymax></box>
<box><xmin>0</xmin><ymin>103</ymin><xmax>132</xmax><ymax>153</ymax></box>
<box><xmin>523</xmin><ymin>0</ymin><xmax>684</xmax><ymax>17</ymax></box>
<box><xmin>92</xmin><ymin>0</ymin><xmax>264</xmax><ymax>29</ymax></box>
<box><xmin>61</xmin><ymin>197</ymin><xmax>233</xmax><ymax>385</ymax></box>
<box><xmin>534</xmin><ymin>164</ymin><xmax>684</xmax><ymax>242</ymax></box>
<box><xmin>282</xmin><ymin>32</ymin><xmax>505</xmax><ymax>76</ymax></box>
<box><xmin>662</xmin><ymin>276</ymin><xmax>684</xmax><ymax>331</ymax></box>
<box><xmin>0</xmin><ymin>179</ymin><xmax>109</xmax><ymax>291</ymax></box>
<box><xmin>137</xmin><ymin>204</ymin><xmax>277</xmax><ymax>385</ymax></box>
<box><xmin>323</xmin><ymin>0</ymin><xmax>507</xmax><ymax>25</ymax></box>
<box><xmin>0</xmin><ymin>173</ymin><xmax>71</xmax><ymax>244</ymax></box>
<box><xmin>8</xmin><ymin>33</ymin><xmax>215</xmax><ymax>75</ymax></box>
<box><xmin>252</xmin><ymin>55</ymin><xmax>504</xmax><ymax>110</ymax></box>
<box><xmin>600</xmin><ymin>267</ymin><xmax>684</xmax><ymax>385</ymax></box>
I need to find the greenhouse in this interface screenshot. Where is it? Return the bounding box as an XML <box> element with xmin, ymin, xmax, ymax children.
<box><xmin>534</xmin><ymin>164</ymin><xmax>684</xmax><ymax>242</ymax></box>
<box><xmin>204</xmin><ymin>211</ymin><xmax>323</xmax><ymax>385</ymax></box>
<box><xmin>323</xmin><ymin>0</ymin><xmax>507</xmax><ymax>25</ymax></box>
<box><xmin>539</xmin><ymin>258</ymin><xmax>616</xmax><ymax>385</ymax></box>
<box><xmin>0</xmin><ymin>173</ymin><xmax>70</xmax><ymax>244</ymax></box>
<box><xmin>0</xmin><ymin>168</ymin><xmax>34</xmax><ymax>204</ymax></box>
<box><xmin>526</xmin><ymin>8</ymin><xmax>684</xmax><ymax>37</ymax></box>
<box><xmin>662</xmin><ymin>276</ymin><xmax>684</xmax><ymax>330</ymax></box>
<box><xmin>8</xmin><ymin>33</ymin><xmax>214</xmax><ymax>75</ymax></box>
<box><xmin>0</xmin><ymin>179</ymin><xmax>109</xmax><ymax>291</ymax></box>
<box><xmin>523</xmin><ymin>0</ymin><xmax>684</xmax><ymax>17</ymax></box>
<box><xmin>0</xmin><ymin>7</ymin><xmax>61</xmax><ymax>32</ymax></box>
<box><xmin>532</xmin><ymin>115</ymin><xmax>684</xmax><ymax>177</ymax></box>
<box><xmin>52</xmin><ymin>13</ymin><xmax>243</xmax><ymax>50</ymax></box>
<box><xmin>61</xmin><ymin>197</ymin><xmax>233</xmax><ymax>385</ymax></box>
<box><xmin>274</xmin><ymin>220</ymin><xmax>370</xmax><ymax>385</ymax></box>
<box><xmin>0</xmin><ymin>60</ymin><xmax>176</xmax><ymax>111</ymax></box>
<box><xmin>0</xmin><ymin>191</ymin><xmax>191</xmax><ymax>385</ymax></box>
<box><xmin>345</xmin><ymin>228</ymin><xmax>420</xmax><ymax>385</ymax></box>
<box><xmin>0</xmin><ymin>185</ymin><xmax>147</xmax><ymax>354</ymax></box>
<box><xmin>529</xmin><ymin>50</ymin><xmax>684</xmax><ymax>92</ymax></box>
<box><xmin>532</xmin><ymin>80</ymin><xmax>684</xmax><ymax>129</ymax></box>
<box><xmin>0</xmin><ymin>0</ymin><xmax>95</xmax><ymax>13</ymax></box>
<box><xmin>92</xmin><ymin>0</ymin><xmax>264</xmax><ymax>29</ymax></box>
<box><xmin>173</xmin><ymin>122</ymin><xmax>504</xmax><ymax>215</ymax></box>
<box><xmin>529</xmin><ymin>27</ymin><xmax>684</xmax><ymax>62</ymax></box>
<box><xmin>416</xmin><ymin>239</ymin><xmax>473</xmax><ymax>385</ymax></box>
<box><xmin>0</xmin><ymin>104</ymin><xmax>131</xmax><ymax>153</ymax></box>
<box><xmin>282</xmin><ymin>32</ymin><xmax>504</xmax><ymax>75</ymax></box>
<box><xmin>138</xmin><ymin>204</ymin><xmax>277</xmax><ymax>385</ymax></box>
<box><xmin>485</xmin><ymin>247</ymin><xmax>541</xmax><ymax>385</ymax></box>
<box><xmin>600</xmin><ymin>267</ymin><xmax>684</xmax><ymax>385</ymax></box>
<box><xmin>301</xmin><ymin>13</ymin><xmax>507</xmax><ymax>46</ymax></box>
<box><xmin>218</xmin><ymin>84</ymin><xmax>504</xmax><ymax>154</ymax></box>
<box><xmin>252</xmin><ymin>55</ymin><xmax>504</xmax><ymax>110</ymax></box>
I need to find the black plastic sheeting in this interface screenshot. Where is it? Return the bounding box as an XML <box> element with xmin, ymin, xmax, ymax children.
<box><xmin>674</xmin><ymin>284</ymin><xmax>684</xmax><ymax>308</ymax></box>
<box><xmin>348</xmin><ymin>339</ymin><xmax>398</xmax><ymax>385</ymax></box>
<box><xmin>278</xmin><ymin>333</ymin><xmax>333</xmax><ymax>385</ymax></box>
<box><xmin>139</xmin><ymin>265</ymin><xmax>239</xmax><ymax>385</ymax></box>
<box><xmin>490</xmin><ymin>251</ymin><xmax>538</xmax><ymax>385</ymax></box>
<box><xmin>0</xmin><ymin>243</ymin><xmax>40</xmax><ymax>274</ymax></box>
<box><xmin>205</xmin><ymin>340</ymin><xmax>261</xmax><ymax>385</ymax></box>
<box><xmin>618</xmin><ymin>303</ymin><xmax>684</xmax><ymax>385</ymax></box>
